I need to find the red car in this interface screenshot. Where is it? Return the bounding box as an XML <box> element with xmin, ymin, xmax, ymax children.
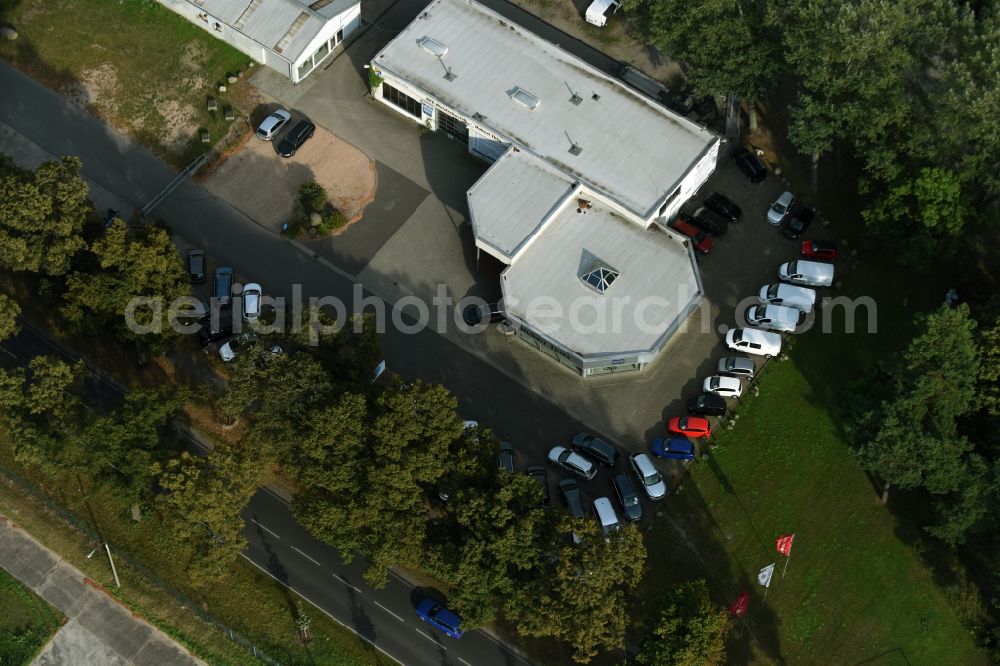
<box><xmin>801</xmin><ymin>240</ymin><xmax>838</xmax><ymax>262</ymax></box>
<box><xmin>667</xmin><ymin>416</ymin><xmax>712</xmax><ymax>438</ymax></box>
<box><xmin>669</xmin><ymin>217</ymin><xmax>713</xmax><ymax>254</ymax></box>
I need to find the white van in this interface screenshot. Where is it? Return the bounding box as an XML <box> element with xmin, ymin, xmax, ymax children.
<box><xmin>725</xmin><ymin>328</ymin><xmax>782</xmax><ymax>357</ymax></box>
<box><xmin>758</xmin><ymin>283</ymin><xmax>816</xmax><ymax>312</ymax></box>
<box><xmin>592</xmin><ymin>497</ymin><xmax>621</xmax><ymax>535</ymax></box>
<box><xmin>746</xmin><ymin>304</ymin><xmax>805</xmax><ymax>333</ymax></box>
<box><xmin>585</xmin><ymin>0</ymin><xmax>620</xmax><ymax>26</ymax></box>
<box><xmin>778</xmin><ymin>260</ymin><xmax>834</xmax><ymax>287</ymax></box>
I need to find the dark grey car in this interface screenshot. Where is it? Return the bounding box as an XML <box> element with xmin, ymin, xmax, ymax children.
<box><xmin>571</xmin><ymin>432</ymin><xmax>619</xmax><ymax>466</ymax></box>
<box><xmin>613</xmin><ymin>473</ymin><xmax>643</xmax><ymax>522</ymax></box>
<box><xmin>558</xmin><ymin>478</ymin><xmax>586</xmax><ymax>518</ymax></box>
<box><xmin>526</xmin><ymin>466</ymin><xmax>550</xmax><ymax>505</ymax></box>
<box><xmin>498</xmin><ymin>442</ymin><xmax>515</xmax><ymax>473</ymax></box>
<box><xmin>188</xmin><ymin>249</ymin><xmax>206</xmax><ymax>284</ymax></box>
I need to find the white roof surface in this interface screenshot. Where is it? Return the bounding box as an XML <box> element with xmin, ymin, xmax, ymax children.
<box><xmin>374</xmin><ymin>0</ymin><xmax>715</xmax><ymax>219</ymax></box>
<box><xmin>501</xmin><ymin>199</ymin><xmax>700</xmax><ymax>357</ymax></box>
<box><xmin>467</xmin><ymin>148</ymin><xmax>577</xmax><ymax>263</ymax></box>
<box><xmin>186</xmin><ymin>0</ymin><xmax>354</xmax><ymax>62</ymax></box>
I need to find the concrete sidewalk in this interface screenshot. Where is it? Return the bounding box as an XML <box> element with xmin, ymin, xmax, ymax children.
<box><xmin>0</xmin><ymin>514</ymin><xmax>204</xmax><ymax>666</ymax></box>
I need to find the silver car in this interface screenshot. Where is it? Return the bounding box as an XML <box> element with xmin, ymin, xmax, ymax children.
<box><xmin>256</xmin><ymin>109</ymin><xmax>291</xmax><ymax>141</ymax></box>
<box><xmin>767</xmin><ymin>191</ymin><xmax>795</xmax><ymax>225</ymax></box>
<box><xmin>242</xmin><ymin>282</ymin><xmax>262</xmax><ymax>321</ymax></box>
<box><xmin>717</xmin><ymin>356</ymin><xmax>756</xmax><ymax>379</ymax></box>
<box><xmin>548</xmin><ymin>446</ymin><xmax>597</xmax><ymax>481</ymax></box>
<box><xmin>629</xmin><ymin>453</ymin><xmax>667</xmax><ymax>501</ymax></box>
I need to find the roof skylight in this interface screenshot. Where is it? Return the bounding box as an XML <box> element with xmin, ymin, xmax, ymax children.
<box><xmin>509</xmin><ymin>87</ymin><xmax>541</xmax><ymax>110</ymax></box>
<box><xmin>580</xmin><ymin>263</ymin><xmax>619</xmax><ymax>293</ymax></box>
<box><xmin>418</xmin><ymin>36</ymin><xmax>449</xmax><ymax>57</ymax></box>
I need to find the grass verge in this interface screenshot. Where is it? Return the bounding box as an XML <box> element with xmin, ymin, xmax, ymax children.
<box><xmin>0</xmin><ymin>0</ymin><xmax>256</xmax><ymax>168</ymax></box>
<box><xmin>637</xmin><ymin>258</ymin><xmax>986</xmax><ymax>664</ymax></box>
<box><xmin>0</xmin><ymin>566</ymin><xmax>63</xmax><ymax>665</ymax></box>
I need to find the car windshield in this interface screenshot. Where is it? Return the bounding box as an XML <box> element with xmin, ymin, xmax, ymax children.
<box><xmin>710</xmin><ymin>377</ymin><xmax>720</xmax><ymax>389</ymax></box>
<box><xmin>678</xmin><ymin>417</ymin><xmax>688</xmax><ymax>429</ymax></box>
<box><xmin>643</xmin><ymin>470</ymin><xmax>662</xmax><ymax>486</ymax></box>
<box><xmin>767</xmin><ymin>284</ymin><xmax>779</xmax><ymax>299</ymax></box>
<box><xmin>774</xmin><ymin>202</ymin><xmax>787</xmax><ymax>214</ymax></box>
<box><xmin>732</xmin><ymin>329</ymin><xmax>743</xmax><ymax>343</ymax></box>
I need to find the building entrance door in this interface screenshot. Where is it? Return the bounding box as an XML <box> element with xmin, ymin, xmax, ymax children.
<box><xmin>437</xmin><ymin>110</ymin><xmax>468</xmax><ymax>143</ymax></box>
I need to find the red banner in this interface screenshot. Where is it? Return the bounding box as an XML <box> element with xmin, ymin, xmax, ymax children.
<box><xmin>776</xmin><ymin>533</ymin><xmax>795</xmax><ymax>557</ymax></box>
<box><xmin>729</xmin><ymin>591</ymin><xmax>749</xmax><ymax>617</ymax></box>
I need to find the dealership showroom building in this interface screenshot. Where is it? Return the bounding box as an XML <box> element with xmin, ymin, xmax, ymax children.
<box><xmin>371</xmin><ymin>0</ymin><xmax>721</xmax><ymax>376</ymax></box>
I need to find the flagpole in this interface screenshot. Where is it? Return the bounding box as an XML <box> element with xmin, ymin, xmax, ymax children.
<box><xmin>781</xmin><ymin>534</ymin><xmax>795</xmax><ymax>579</ymax></box>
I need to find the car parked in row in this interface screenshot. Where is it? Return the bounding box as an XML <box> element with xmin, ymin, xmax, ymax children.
<box><xmin>801</xmin><ymin>240</ymin><xmax>838</xmax><ymax>261</ymax></box>
<box><xmin>548</xmin><ymin>446</ymin><xmax>598</xmax><ymax>480</ymax></box>
<box><xmin>197</xmin><ymin>309</ymin><xmax>233</xmax><ymax>346</ymax></box>
<box><xmin>782</xmin><ymin>207</ymin><xmax>814</xmax><ymax>240</ymax></box>
<box><xmin>745</xmin><ymin>304</ymin><xmax>805</xmax><ymax>333</ymax></box>
<box><xmin>613</xmin><ymin>474</ymin><xmax>643</xmax><ymax>522</ymax></box>
<box><xmin>651</xmin><ymin>437</ymin><xmax>695</xmax><ymax>461</ymax></box>
<box><xmin>690</xmin><ymin>207</ymin><xmax>728</xmax><ymax>236</ymax></box>
<box><xmin>704</xmin><ymin>375</ymin><xmax>743</xmax><ymax>398</ymax></box>
<box><xmin>242</xmin><ymin>282</ymin><xmax>262</xmax><ymax>321</ymax></box>
<box><xmin>187</xmin><ymin>249</ymin><xmax>205</xmax><ymax>284</ymax></box>
<box><xmin>559</xmin><ymin>478</ymin><xmax>586</xmax><ymax>518</ymax></box>
<box><xmin>758</xmin><ymin>283</ymin><xmax>816</xmax><ymax>312</ymax></box>
<box><xmin>571</xmin><ymin>433</ymin><xmax>619</xmax><ymax>466</ymax></box>
<box><xmin>667</xmin><ymin>416</ymin><xmax>711</xmax><ymax>438</ymax></box>
<box><xmin>703</xmin><ymin>192</ymin><xmax>742</xmax><ymax>223</ymax></box>
<box><xmin>725</xmin><ymin>327</ymin><xmax>782</xmax><ymax>357</ymax></box>
<box><xmin>717</xmin><ymin>356</ymin><xmax>756</xmax><ymax>379</ymax></box>
<box><xmin>526</xmin><ymin>465</ymin><xmax>550</xmax><ymax>504</ymax></box>
<box><xmin>732</xmin><ymin>147</ymin><xmax>767</xmax><ymax>183</ymax></box>
<box><xmin>277</xmin><ymin>119</ymin><xmax>316</xmax><ymax>157</ymax></box>
<box><xmin>767</xmin><ymin>191</ymin><xmax>795</xmax><ymax>225</ymax></box>
<box><xmin>592</xmin><ymin>497</ymin><xmax>621</xmax><ymax>535</ymax></box>
<box><xmin>779</xmin><ymin>260</ymin><xmax>835</xmax><ymax>287</ymax></box>
<box><xmin>629</xmin><ymin>453</ymin><xmax>667</xmax><ymax>501</ymax></box>
<box><xmin>415</xmin><ymin>598</ymin><xmax>463</xmax><ymax>639</ymax></box>
<box><xmin>213</xmin><ymin>266</ymin><xmax>234</xmax><ymax>305</ymax></box>
<box><xmin>687</xmin><ymin>393</ymin><xmax>727</xmax><ymax>417</ymax></box>
<box><xmin>498</xmin><ymin>442</ymin><xmax>516</xmax><ymax>473</ymax></box>
<box><xmin>256</xmin><ymin>109</ymin><xmax>291</xmax><ymax>141</ymax></box>
<box><xmin>668</xmin><ymin>216</ymin><xmax>713</xmax><ymax>254</ymax></box>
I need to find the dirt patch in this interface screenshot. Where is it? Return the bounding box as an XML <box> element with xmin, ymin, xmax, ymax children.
<box><xmin>61</xmin><ymin>64</ymin><xmax>121</xmax><ymax>115</ymax></box>
<box><xmin>202</xmin><ymin>124</ymin><xmax>377</xmax><ymax>233</ymax></box>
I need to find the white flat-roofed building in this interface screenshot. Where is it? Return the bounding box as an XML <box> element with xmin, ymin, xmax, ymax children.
<box><xmin>372</xmin><ymin>0</ymin><xmax>719</xmax><ymax>223</ymax></box>
<box><xmin>158</xmin><ymin>0</ymin><xmax>361</xmax><ymax>83</ymax></box>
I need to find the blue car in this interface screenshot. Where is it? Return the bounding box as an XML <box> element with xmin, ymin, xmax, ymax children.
<box><xmin>651</xmin><ymin>437</ymin><xmax>695</xmax><ymax>461</ymax></box>
<box><xmin>415</xmin><ymin>597</ymin><xmax>464</xmax><ymax>639</ymax></box>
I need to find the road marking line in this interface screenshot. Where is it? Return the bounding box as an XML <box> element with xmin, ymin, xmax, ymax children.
<box><xmin>331</xmin><ymin>572</ymin><xmax>363</xmax><ymax>593</ymax></box>
<box><xmin>459</xmin><ymin>658</ymin><xmax>473</xmax><ymax>666</ymax></box>
<box><xmin>415</xmin><ymin>629</ymin><xmax>442</xmax><ymax>646</ymax></box>
<box><xmin>290</xmin><ymin>546</ymin><xmax>321</xmax><ymax>567</ymax></box>
<box><xmin>373</xmin><ymin>600</ymin><xmax>404</xmax><ymax>622</ymax></box>
<box><xmin>249</xmin><ymin>518</ymin><xmax>280</xmax><ymax>539</ymax></box>
<box><xmin>0</xmin><ymin>347</ymin><xmax>16</xmax><ymax>359</ymax></box>
<box><xmin>239</xmin><ymin>555</ymin><xmax>404</xmax><ymax>666</ymax></box>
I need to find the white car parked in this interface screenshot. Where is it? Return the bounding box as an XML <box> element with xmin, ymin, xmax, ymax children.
<box><xmin>703</xmin><ymin>375</ymin><xmax>743</xmax><ymax>398</ymax></box>
<box><xmin>767</xmin><ymin>191</ymin><xmax>795</xmax><ymax>225</ymax></box>
<box><xmin>745</xmin><ymin>304</ymin><xmax>805</xmax><ymax>333</ymax></box>
<box><xmin>725</xmin><ymin>327</ymin><xmax>782</xmax><ymax>357</ymax></box>
<box><xmin>242</xmin><ymin>283</ymin><xmax>262</xmax><ymax>321</ymax></box>
<box><xmin>758</xmin><ymin>283</ymin><xmax>816</xmax><ymax>312</ymax></box>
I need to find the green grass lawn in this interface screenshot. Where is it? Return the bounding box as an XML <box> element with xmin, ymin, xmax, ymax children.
<box><xmin>638</xmin><ymin>259</ymin><xmax>986</xmax><ymax>664</ymax></box>
<box><xmin>0</xmin><ymin>0</ymin><xmax>253</xmax><ymax>167</ymax></box>
<box><xmin>0</xmin><ymin>566</ymin><xmax>63</xmax><ymax>665</ymax></box>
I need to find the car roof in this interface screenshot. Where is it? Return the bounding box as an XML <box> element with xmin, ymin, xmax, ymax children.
<box><xmin>668</xmin><ymin>437</ymin><xmax>694</xmax><ymax>452</ymax></box>
<box><xmin>631</xmin><ymin>452</ymin><xmax>658</xmax><ymax>476</ymax></box>
<box><xmin>290</xmin><ymin>119</ymin><xmax>314</xmax><ymax>134</ymax></box>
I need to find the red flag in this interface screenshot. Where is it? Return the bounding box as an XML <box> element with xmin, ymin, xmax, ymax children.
<box><xmin>729</xmin><ymin>592</ymin><xmax>749</xmax><ymax>617</ymax></box>
<box><xmin>776</xmin><ymin>533</ymin><xmax>795</xmax><ymax>557</ymax></box>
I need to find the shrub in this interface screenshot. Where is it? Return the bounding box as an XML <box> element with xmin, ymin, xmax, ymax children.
<box><xmin>318</xmin><ymin>210</ymin><xmax>347</xmax><ymax>235</ymax></box>
<box><xmin>298</xmin><ymin>181</ymin><xmax>328</xmax><ymax>215</ymax></box>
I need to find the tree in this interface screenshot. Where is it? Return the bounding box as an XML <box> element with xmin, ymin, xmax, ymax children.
<box><xmin>861</xmin><ymin>167</ymin><xmax>967</xmax><ymax>267</ymax></box>
<box><xmin>153</xmin><ymin>445</ymin><xmax>265</xmax><ymax>585</ymax></box>
<box><xmin>634</xmin><ymin>579</ymin><xmax>730</xmax><ymax>666</ymax></box>
<box><xmin>0</xmin><ymin>293</ymin><xmax>20</xmax><ymax>343</ymax></box>
<box><xmin>61</xmin><ymin>219</ymin><xmax>189</xmax><ymax>351</ymax></box>
<box><xmin>508</xmin><ymin>519</ymin><xmax>646</xmax><ymax>662</ymax></box>
<box><xmin>0</xmin><ymin>157</ymin><xmax>89</xmax><ymax>276</ymax></box>
<box><xmin>854</xmin><ymin>305</ymin><xmax>979</xmax><ymax>504</ymax></box>
<box><xmin>623</xmin><ymin>0</ymin><xmax>780</xmax><ymax>125</ymax></box>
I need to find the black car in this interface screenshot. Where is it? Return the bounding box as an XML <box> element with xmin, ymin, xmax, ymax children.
<box><xmin>690</xmin><ymin>207</ymin><xmax>729</xmax><ymax>236</ymax></box>
<box><xmin>571</xmin><ymin>432</ymin><xmax>619</xmax><ymax>466</ymax></box>
<box><xmin>703</xmin><ymin>192</ymin><xmax>742</xmax><ymax>223</ymax></box>
<box><xmin>782</xmin><ymin>208</ymin><xmax>815</xmax><ymax>240</ymax></box>
<box><xmin>213</xmin><ymin>266</ymin><xmax>234</xmax><ymax>306</ymax></box>
<box><xmin>526</xmin><ymin>466</ymin><xmax>550</xmax><ymax>505</ymax></box>
<box><xmin>732</xmin><ymin>147</ymin><xmax>767</xmax><ymax>183</ymax></box>
<box><xmin>196</xmin><ymin>308</ymin><xmax>234</xmax><ymax>346</ymax></box>
<box><xmin>498</xmin><ymin>442</ymin><xmax>516</xmax><ymax>473</ymax></box>
<box><xmin>687</xmin><ymin>393</ymin><xmax>727</xmax><ymax>417</ymax></box>
<box><xmin>558</xmin><ymin>478</ymin><xmax>586</xmax><ymax>518</ymax></box>
<box><xmin>277</xmin><ymin>120</ymin><xmax>316</xmax><ymax>158</ymax></box>
<box><xmin>613</xmin><ymin>474</ymin><xmax>643</xmax><ymax>522</ymax></box>
<box><xmin>462</xmin><ymin>302</ymin><xmax>504</xmax><ymax>327</ymax></box>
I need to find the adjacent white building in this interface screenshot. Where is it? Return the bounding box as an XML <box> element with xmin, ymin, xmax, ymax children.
<box><xmin>159</xmin><ymin>0</ymin><xmax>361</xmax><ymax>83</ymax></box>
<box><xmin>372</xmin><ymin>0</ymin><xmax>720</xmax><ymax>376</ymax></box>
